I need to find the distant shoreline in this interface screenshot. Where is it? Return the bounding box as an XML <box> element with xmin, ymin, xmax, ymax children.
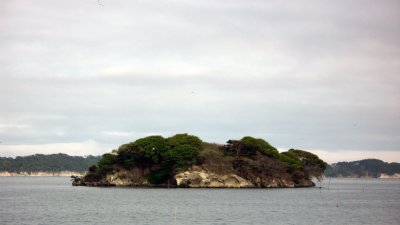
<box><xmin>324</xmin><ymin>173</ymin><xmax>400</xmax><ymax>179</ymax></box>
<box><xmin>0</xmin><ymin>171</ymin><xmax>85</xmax><ymax>177</ymax></box>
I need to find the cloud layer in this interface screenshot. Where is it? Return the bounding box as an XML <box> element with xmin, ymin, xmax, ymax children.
<box><xmin>1</xmin><ymin>0</ymin><xmax>399</xmax><ymax>162</ymax></box>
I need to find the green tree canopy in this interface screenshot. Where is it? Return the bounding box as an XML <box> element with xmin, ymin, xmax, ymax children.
<box><xmin>134</xmin><ymin>135</ymin><xmax>168</xmax><ymax>163</ymax></box>
<box><xmin>286</xmin><ymin>149</ymin><xmax>327</xmax><ymax>179</ymax></box>
<box><xmin>240</xmin><ymin>136</ymin><xmax>279</xmax><ymax>158</ymax></box>
<box><xmin>167</xmin><ymin>133</ymin><xmax>202</xmax><ymax>149</ymax></box>
<box><xmin>164</xmin><ymin>144</ymin><xmax>200</xmax><ymax>169</ymax></box>
<box><xmin>95</xmin><ymin>153</ymin><xmax>117</xmax><ymax>175</ymax></box>
<box><xmin>279</xmin><ymin>151</ymin><xmax>303</xmax><ymax>170</ymax></box>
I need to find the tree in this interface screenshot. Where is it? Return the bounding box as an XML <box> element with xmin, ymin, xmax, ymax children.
<box><xmin>88</xmin><ymin>165</ymin><xmax>97</xmax><ymax>173</ymax></box>
<box><xmin>287</xmin><ymin>149</ymin><xmax>326</xmax><ymax>180</ymax></box>
<box><xmin>164</xmin><ymin>144</ymin><xmax>199</xmax><ymax>169</ymax></box>
<box><xmin>134</xmin><ymin>135</ymin><xmax>168</xmax><ymax>163</ymax></box>
<box><xmin>279</xmin><ymin>151</ymin><xmax>303</xmax><ymax>170</ymax></box>
<box><xmin>240</xmin><ymin>136</ymin><xmax>279</xmax><ymax>158</ymax></box>
<box><xmin>167</xmin><ymin>133</ymin><xmax>202</xmax><ymax>150</ymax></box>
<box><xmin>97</xmin><ymin>153</ymin><xmax>117</xmax><ymax>175</ymax></box>
<box><xmin>223</xmin><ymin>136</ymin><xmax>279</xmax><ymax>158</ymax></box>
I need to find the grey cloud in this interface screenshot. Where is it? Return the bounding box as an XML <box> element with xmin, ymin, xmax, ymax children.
<box><xmin>0</xmin><ymin>0</ymin><xmax>399</xmax><ymax>158</ymax></box>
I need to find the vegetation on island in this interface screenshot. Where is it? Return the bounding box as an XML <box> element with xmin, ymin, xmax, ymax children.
<box><xmin>325</xmin><ymin>159</ymin><xmax>400</xmax><ymax>178</ymax></box>
<box><xmin>0</xmin><ymin>154</ymin><xmax>100</xmax><ymax>173</ymax></box>
<box><xmin>86</xmin><ymin>134</ymin><xmax>202</xmax><ymax>184</ymax></box>
<box><xmin>79</xmin><ymin>134</ymin><xmax>327</xmax><ymax>187</ymax></box>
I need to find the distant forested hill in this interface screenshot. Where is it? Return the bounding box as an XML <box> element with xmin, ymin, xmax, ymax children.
<box><xmin>325</xmin><ymin>159</ymin><xmax>400</xmax><ymax>178</ymax></box>
<box><xmin>0</xmin><ymin>153</ymin><xmax>101</xmax><ymax>173</ymax></box>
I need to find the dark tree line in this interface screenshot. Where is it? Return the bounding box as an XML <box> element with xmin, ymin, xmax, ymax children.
<box><xmin>0</xmin><ymin>153</ymin><xmax>101</xmax><ymax>173</ymax></box>
<box><xmin>325</xmin><ymin>159</ymin><xmax>400</xmax><ymax>178</ymax></box>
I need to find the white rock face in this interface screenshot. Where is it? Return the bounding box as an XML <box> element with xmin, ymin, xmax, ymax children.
<box><xmin>94</xmin><ymin>166</ymin><xmax>312</xmax><ymax>188</ymax></box>
<box><xmin>174</xmin><ymin>170</ymin><xmax>254</xmax><ymax>188</ymax></box>
<box><xmin>105</xmin><ymin>168</ymin><xmax>148</xmax><ymax>186</ymax></box>
<box><xmin>379</xmin><ymin>173</ymin><xmax>400</xmax><ymax>178</ymax></box>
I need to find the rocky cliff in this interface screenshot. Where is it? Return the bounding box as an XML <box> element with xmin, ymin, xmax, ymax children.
<box><xmin>379</xmin><ymin>173</ymin><xmax>400</xmax><ymax>179</ymax></box>
<box><xmin>72</xmin><ymin>165</ymin><xmax>314</xmax><ymax>188</ymax></box>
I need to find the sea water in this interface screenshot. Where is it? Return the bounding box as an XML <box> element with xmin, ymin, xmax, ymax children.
<box><xmin>0</xmin><ymin>177</ymin><xmax>399</xmax><ymax>225</ymax></box>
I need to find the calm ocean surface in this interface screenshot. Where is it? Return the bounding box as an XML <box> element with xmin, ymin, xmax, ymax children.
<box><xmin>0</xmin><ymin>177</ymin><xmax>399</xmax><ymax>225</ymax></box>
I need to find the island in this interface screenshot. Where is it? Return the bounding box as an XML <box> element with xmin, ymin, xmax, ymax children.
<box><xmin>72</xmin><ymin>134</ymin><xmax>326</xmax><ymax>188</ymax></box>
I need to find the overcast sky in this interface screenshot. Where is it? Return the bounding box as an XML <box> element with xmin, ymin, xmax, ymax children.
<box><xmin>1</xmin><ymin>0</ymin><xmax>399</xmax><ymax>163</ymax></box>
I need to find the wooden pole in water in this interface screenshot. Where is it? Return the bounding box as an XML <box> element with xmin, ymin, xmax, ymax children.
<box><xmin>174</xmin><ymin>207</ymin><xmax>177</xmax><ymax>225</ymax></box>
<box><xmin>328</xmin><ymin>177</ymin><xmax>331</xmax><ymax>190</ymax></box>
